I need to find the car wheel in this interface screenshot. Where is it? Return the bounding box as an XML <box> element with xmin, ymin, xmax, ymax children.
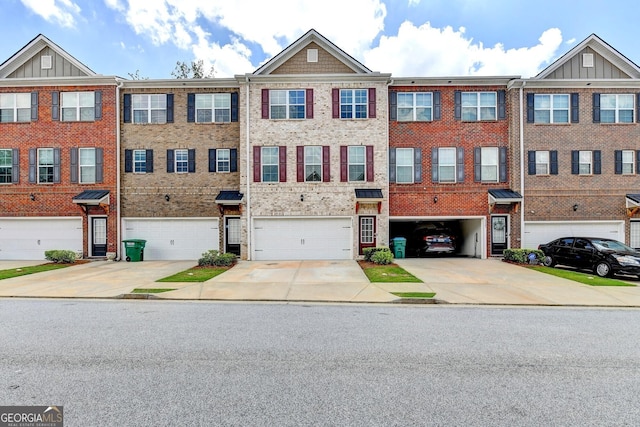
<box><xmin>542</xmin><ymin>255</ymin><xmax>556</xmax><ymax>267</ymax></box>
<box><xmin>594</xmin><ymin>262</ymin><xmax>612</xmax><ymax>278</ymax></box>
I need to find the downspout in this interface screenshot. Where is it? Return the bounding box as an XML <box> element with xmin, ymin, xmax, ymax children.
<box><xmin>245</xmin><ymin>76</ymin><xmax>252</xmax><ymax>260</ymax></box>
<box><xmin>519</xmin><ymin>81</ymin><xmax>526</xmax><ymax>248</ymax></box>
<box><xmin>386</xmin><ymin>78</ymin><xmax>394</xmax><ymax>248</ymax></box>
<box><xmin>116</xmin><ymin>78</ymin><xmax>123</xmax><ymax>260</ymax></box>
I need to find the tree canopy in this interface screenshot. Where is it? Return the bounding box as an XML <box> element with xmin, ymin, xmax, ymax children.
<box><xmin>171</xmin><ymin>60</ymin><xmax>215</xmax><ymax>79</ymax></box>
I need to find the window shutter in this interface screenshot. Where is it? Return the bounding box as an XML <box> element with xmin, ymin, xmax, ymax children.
<box><xmin>637</xmin><ymin>93</ymin><xmax>640</xmax><ymax>123</ymax></box>
<box><xmin>209</xmin><ymin>149</ymin><xmax>216</xmax><ymax>172</ymax></box>
<box><xmin>279</xmin><ymin>146</ymin><xmax>287</xmax><ymax>182</ymax></box>
<box><xmin>53</xmin><ymin>148</ymin><xmax>61</xmax><ymax>183</ymax></box>
<box><xmin>456</xmin><ymin>147</ymin><xmax>465</xmax><ymax>182</ymax></box>
<box><xmin>454</xmin><ymin>91</ymin><xmax>461</xmax><ymax>120</ymax></box>
<box><xmin>497</xmin><ymin>90</ymin><xmax>506</xmax><ymax>120</ymax></box>
<box><xmin>166</xmin><ymin>94</ymin><xmax>174</xmax><ymax>123</ymax></box>
<box><xmin>230</xmin><ymin>149</ymin><xmax>237</xmax><ymax>172</ymax></box>
<box><xmin>593</xmin><ymin>150</ymin><xmax>601</xmax><ymax>175</ymax></box>
<box><xmin>571</xmin><ymin>150</ymin><xmax>579</xmax><ymax>174</ymax></box>
<box><xmin>340</xmin><ymin>146</ymin><xmax>347</xmax><ymax>182</ymax></box>
<box><xmin>296</xmin><ymin>146</ymin><xmax>304</xmax><ymax>182</ymax></box>
<box><xmin>94</xmin><ymin>90</ymin><xmax>102</xmax><ymax>120</ymax></box>
<box><xmin>29</xmin><ymin>148</ymin><xmax>36</xmax><ymax>183</ymax></box>
<box><xmin>389</xmin><ymin>91</ymin><xmax>397</xmax><ymax>121</ymax></box>
<box><xmin>188</xmin><ymin>149</ymin><xmax>196</xmax><ymax>173</ymax></box>
<box><xmin>550</xmin><ymin>150</ymin><xmax>558</xmax><ymax>175</ymax></box>
<box><xmin>261</xmin><ymin>89</ymin><xmax>269</xmax><ymax>119</ymax></box>
<box><xmin>253</xmin><ymin>146</ymin><xmax>261</xmax><ymax>182</ymax></box>
<box><xmin>526</xmin><ymin>93</ymin><xmax>534</xmax><ymax>123</ymax></box>
<box><xmin>637</xmin><ymin>151</ymin><xmax>640</xmax><ymax>175</ymax></box>
<box><xmin>11</xmin><ymin>149</ymin><xmax>19</xmax><ymax>183</ymax></box>
<box><xmin>389</xmin><ymin>148</ymin><xmax>396</xmax><ymax>183</ymax></box>
<box><xmin>615</xmin><ymin>150</ymin><xmax>622</xmax><ymax>174</ymax></box>
<box><xmin>433</xmin><ymin>91</ymin><xmax>441</xmax><ymax>120</ymax></box>
<box><xmin>187</xmin><ymin>93</ymin><xmax>195</xmax><ymax>122</ymax></box>
<box><xmin>499</xmin><ymin>147</ymin><xmax>507</xmax><ymax>182</ymax></box>
<box><xmin>306</xmin><ymin>89</ymin><xmax>314</xmax><ymax>119</ymax></box>
<box><xmin>146</xmin><ymin>150</ymin><xmax>154</xmax><ymax>173</ymax></box>
<box><xmin>51</xmin><ymin>91</ymin><xmax>59</xmax><ymax>121</ymax></box>
<box><xmin>231</xmin><ymin>92</ymin><xmax>239</xmax><ymax>122</ymax></box>
<box><xmin>124</xmin><ymin>150</ymin><xmax>133</xmax><ymax>173</ymax></box>
<box><xmin>167</xmin><ymin>149</ymin><xmax>174</xmax><ymax>173</ymax></box>
<box><xmin>528</xmin><ymin>151</ymin><xmax>536</xmax><ymax>175</ymax></box>
<box><xmin>473</xmin><ymin>147</ymin><xmax>481</xmax><ymax>182</ymax></box>
<box><xmin>123</xmin><ymin>94</ymin><xmax>131</xmax><ymax>123</ymax></box>
<box><xmin>31</xmin><ymin>92</ymin><xmax>38</xmax><ymax>121</ymax></box>
<box><xmin>592</xmin><ymin>93</ymin><xmax>600</xmax><ymax>123</ymax></box>
<box><xmin>366</xmin><ymin>145</ymin><xmax>374</xmax><ymax>182</ymax></box>
<box><xmin>414</xmin><ymin>148</ymin><xmax>422</xmax><ymax>183</ymax></box>
<box><xmin>95</xmin><ymin>148</ymin><xmax>103</xmax><ymax>183</ymax></box>
<box><xmin>322</xmin><ymin>146</ymin><xmax>330</xmax><ymax>182</ymax></box>
<box><xmin>431</xmin><ymin>148</ymin><xmax>439</xmax><ymax>182</ymax></box>
<box><xmin>571</xmin><ymin>93</ymin><xmax>579</xmax><ymax>123</ymax></box>
<box><xmin>332</xmin><ymin>88</ymin><xmax>340</xmax><ymax>118</ymax></box>
<box><xmin>368</xmin><ymin>88</ymin><xmax>376</xmax><ymax>118</ymax></box>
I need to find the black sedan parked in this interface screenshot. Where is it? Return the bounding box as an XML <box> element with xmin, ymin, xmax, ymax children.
<box><xmin>538</xmin><ymin>237</ymin><xmax>640</xmax><ymax>278</ymax></box>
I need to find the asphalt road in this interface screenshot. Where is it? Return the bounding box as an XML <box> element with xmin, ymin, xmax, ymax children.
<box><xmin>1</xmin><ymin>300</ymin><xmax>640</xmax><ymax>426</ymax></box>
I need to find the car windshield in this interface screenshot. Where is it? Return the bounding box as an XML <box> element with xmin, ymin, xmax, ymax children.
<box><xmin>591</xmin><ymin>239</ymin><xmax>635</xmax><ymax>252</ymax></box>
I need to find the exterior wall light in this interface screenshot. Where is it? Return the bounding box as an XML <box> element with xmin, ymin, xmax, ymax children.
<box><xmin>30</xmin><ymin>193</ymin><xmax>35</xmax><ymax>201</ymax></box>
<box><xmin>573</xmin><ymin>204</ymin><xmax>578</xmax><ymax>211</ymax></box>
<box><xmin>165</xmin><ymin>194</ymin><xmax>170</xmax><ymax>202</ymax></box>
<box><xmin>300</xmin><ymin>194</ymin><xmax>304</xmax><ymax>202</ymax></box>
<box><xmin>433</xmin><ymin>196</ymin><xmax>438</xmax><ymax>203</ymax></box>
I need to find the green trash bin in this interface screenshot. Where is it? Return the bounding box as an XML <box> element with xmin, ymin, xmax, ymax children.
<box><xmin>391</xmin><ymin>237</ymin><xmax>406</xmax><ymax>259</ymax></box>
<box><xmin>123</xmin><ymin>239</ymin><xmax>146</xmax><ymax>262</ymax></box>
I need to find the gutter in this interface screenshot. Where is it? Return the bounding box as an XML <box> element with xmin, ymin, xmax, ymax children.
<box><xmin>519</xmin><ymin>81</ymin><xmax>526</xmax><ymax>248</ymax></box>
<box><xmin>116</xmin><ymin>78</ymin><xmax>123</xmax><ymax>260</ymax></box>
<box><xmin>245</xmin><ymin>76</ymin><xmax>252</xmax><ymax>260</ymax></box>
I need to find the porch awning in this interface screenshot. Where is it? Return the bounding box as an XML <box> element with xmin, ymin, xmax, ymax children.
<box><xmin>215</xmin><ymin>190</ymin><xmax>244</xmax><ymax>205</ymax></box>
<box><xmin>488</xmin><ymin>188</ymin><xmax>522</xmax><ymax>205</ymax></box>
<box><xmin>626</xmin><ymin>194</ymin><xmax>640</xmax><ymax>207</ymax></box>
<box><xmin>355</xmin><ymin>188</ymin><xmax>384</xmax><ymax>201</ymax></box>
<box><xmin>72</xmin><ymin>190</ymin><xmax>110</xmax><ymax>205</ymax></box>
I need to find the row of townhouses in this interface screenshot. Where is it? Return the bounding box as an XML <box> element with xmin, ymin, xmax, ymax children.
<box><xmin>1</xmin><ymin>30</ymin><xmax>640</xmax><ymax>261</ymax></box>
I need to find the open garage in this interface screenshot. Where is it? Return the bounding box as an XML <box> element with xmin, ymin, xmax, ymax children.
<box><xmin>522</xmin><ymin>221</ymin><xmax>625</xmax><ymax>250</ymax></box>
<box><xmin>0</xmin><ymin>217</ymin><xmax>83</xmax><ymax>260</ymax></box>
<box><xmin>389</xmin><ymin>217</ymin><xmax>486</xmax><ymax>259</ymax></box>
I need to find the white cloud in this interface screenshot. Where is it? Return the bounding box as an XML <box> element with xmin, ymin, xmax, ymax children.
<box><xmin>21</xmin><ymin>0</ymin><xmax>81</xmax><ymax>28</ymax></box>
<box><xmin>364</xmin><ymin>22</ymin><xmax>563</xmax><ymax>78</ymax></box>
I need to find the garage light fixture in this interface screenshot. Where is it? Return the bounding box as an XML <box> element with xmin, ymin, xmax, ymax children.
<box><xmin>30</xmin><ymin>193</ymin><xmax>35</xmax><ymax>201</ymax></box>
<box><xmin>433</xmin><ymin>196</ymin><xmax>438</xmax><ymax>203</ymax></box>
<box><xmin>165</xmin><ymin>194</ymin><xmax>170</xmax><ymax>202</ymax></box>
<box><xmin>573</xmin><ymin>204</ymin><xmax>578</xmax><ymax>211</ymax></box>
<box><xmin>300</xmin><ymin>194</ymin><xmax>304</xmax><ymax>202</ymax></box>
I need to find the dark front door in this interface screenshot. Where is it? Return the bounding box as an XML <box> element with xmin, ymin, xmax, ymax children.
<box><xmin>359</xmin><ymin>216</ymin><xmax>376</xmax><ymax>255</ymax></box>
<box><xmin>491</xmin><ymin>215</ymin><xmax>507</xmax><ymax>256</ymax></box>
<box><xmin>92</xmin><ymin>217</ymin><xmax>107</xmax><ymax>257</ymax></box>
<box><xmin>225</xmin><ymin>217</ymin><xmax>241</xmax><ymax>256</ymax></box>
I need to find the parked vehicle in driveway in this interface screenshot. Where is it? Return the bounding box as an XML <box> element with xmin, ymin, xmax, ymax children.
<box><xmin>411</xmin><ymin>223</ymin><xmax>457</xmax><ymax>257</ymax></box>
<box><xmin>538</xmin><ymin>237</ymin><xmax>640</xmax><ymax>278</ymax></box>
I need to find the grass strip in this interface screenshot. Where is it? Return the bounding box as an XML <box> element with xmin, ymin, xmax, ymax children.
<box><xmin>156</xmin><ymin>267</ymin><xmax>230</xmax><ymax>282</ymax></box>
<box><xmin>358</xmin><ymin>262</ymin><xmax>423</xmax><ymax>283</ymax></box>
<box><xmin>529</xmin><ymin>265</ymin><xmax>636</xmax><ymax>286</ymax></box>
<box><xmin>391</xmin><ymin>292</ymin><xmax>435</xmax><ymax>298</ymax></box>
<box><xmin>0</xmin><ymin>263</ymin><xmax>73</xmax><ymax>280</ymax></box>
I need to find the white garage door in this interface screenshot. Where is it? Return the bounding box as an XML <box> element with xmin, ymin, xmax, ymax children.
<box><xmin>253</xmin><ymin>217</ymin><xmax>352</xmax><ymax>260</ymax></box>
<box><xmin>522</xmin><ymin>221</ymin><xmax>625</xmax><ymax>250</ymax></box>
<box><xmin>122</xmin><ymin>218</ymin><xmax>219</xmax><ymax>260</ymax></box>
<box><xmin>0</xmin><ymin>217</ymin><xmax>83</xmax><ymax>260</ymax></box>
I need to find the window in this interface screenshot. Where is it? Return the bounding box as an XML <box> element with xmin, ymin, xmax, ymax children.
<box><xmin>0</xmin><ymin>93</ymin><xmax>30</xmax><ymax>122</ymax></box>
<box><xmin>438</xmin><ymin>148</ymin><xmax>456</xmax><ymax>183</ymax></box>
<box><xmin>535</xmin><ymin>151</ymin><xmax>550</xmax><ymax>175</ymax></box>
<box><xmin>303</xmin><ymin>146</ymin><xmax>322</xmax><ymax>182</ymax></box>
<box><xmin>340</xmin><ymin>89</ymin><xmax>368</xmax><ymax>119</ymax></box>
<box><xmin>196</xmin><ymin>93</ymin><xmax>231</xmax><ymax>123</ymax></box>
<box><xmin>175</xmin><ymin>149</ymin><xmax>188</xmax><ymax>173</ymax></box>
<box><xmin>480</xmin><ymin>147</ymin><xmax>498</xmax><ymax>182</ymax></box>
<box><xmin>124</xmin><ymin>150</ymin><xmax>153</xmax><ymax>173</ymax></box>
<box><xmin>270</xmin><ymin>90</ymin><xmax>305</xmax><ymax>119</ymax></box>
<box><xmin>261</xmin><ymin>147</ymin><xmax>279</xmax><ymax>182</ymax></box>
<box><xmin>579</xmin><ymin>151</ymin><xmax>592</xmax><ymax>174</ymax></box>
<box><xmin>217</xmin><ymin>149</ymin><xmax>230</xmax><ymax>172</ymax></box>
<box><xmin>462</xmin><ymin>92</ymin><xmax>496</xmax><ymax>121</ymax></box>
<box><xmin>79</xmin><ymin>148</ymin><xmax>96</xmax><ymax>183</ymax></box>
<box><xmin>348</xmin><ymin>146</ymin><xmax>365</xmax><ymax>182</ymax></box>
<box><xmin>615</xmin><ymin>150</ymin><xmax>637</xmax><ymax>175</ymax></box>
<box><xmin>622</xmin><ymin>150</ymin><xmax>634</xmax><ymax>174</ymax></box>
<box><xmin>397</xmin><ymin>92</ymin><xmax>432</xmax><ymax>121</ymax></box>
<box><xmin>0</xmin><ymin>149</ymin><xmax>12</xmax><ymax>183</ymax></box>
<box><xmin>534</xmin><ymin>94</ymin><xmax>569</xmax><ymax>123</ymax></box>
<box><xmin>61</xmin><ymin>92</ymin><xmax>94</xmax><ymax>121</ymax></box>
<box><xmin>396</xmin><ymin>148</ymin><xmax>414</xmax><ymax>183</ymax></box>
<box><xmin>134</xmin><ymin>150</ymin><xmax>147</xmax><ymax>173</ymax></box>
<box><xmin>571</xmin><ymin>150</ymin><xmax>600</xmax><ymax>175</ymax></box>
<box><xmin>38</xmin><ymin>148</ymin><xmax>54</xmax><ymax>183</ymax></box>
<box><xmin>133</xmin><ymin>94</ymin><xmax>167</xmax><ymax>123</ymax></box>
<box><xmin>601</xmin><ymin>94</ymin><xmax>634</xmax><ymax>123</ymax></box>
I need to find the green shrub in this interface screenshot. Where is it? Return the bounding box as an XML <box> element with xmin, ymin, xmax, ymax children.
<box><xmin>370</xmin><ymin>247</ymin><xmax>394</xmax><ymax>265</ymax></box>
<box><xmin>44</xmin><ymin>250</ymin><xmax>77</xmax><ymax>264</ymax></box>
<box><xmin>363</xmin><ymin>246</ymin><xmax>392</xmax><ymax>262</ymax></box>
<box><xmin>198</xmin><ymin>250</ymin><xmax>237</xmax><ymax>267</ymax></box>
<box><xmin>503</xmin><ymin>248</ymin><xmax>544</xmax><ymax>264</ymax></box>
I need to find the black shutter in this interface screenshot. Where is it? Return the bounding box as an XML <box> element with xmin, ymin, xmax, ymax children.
<box><xmin>593</xmin><ymin>150</ymin><xmax>601</xmax><ymax>175</ymax></box>
<box><xmin>146</xmin><ymin>150</ymin><xmax>153</xmax><ymax>173</ymax></box>
<box><xmin>414</xmin><ymin>148</ymin><xmax>422</xmax><ymax>183</ymax></box>
<box><xmin>166</xmin><ymin>94</ymin><xmax>174</xmax><ymax>123</ymax></box>
<box><xmin>637</xmin><ymin>93</ymin><xmax>640</xmax><ymax>123</ymax></box>
<box><xmin>637</xmin><ymin>151</ymin><xmax>640</xmax><ymax>175</ymax></box>
<box><xmin>94</xmin><ymin>90</ymin><xmax>102</xmax><ymax>119</ymax></box>
<box><xmin>497</xmin><ymin>90</ymin><xmax>506</xmax><ymax>120</ymax></box>
<box><xmin>571</xmin><ymin>151</ymin><xmax>579</xmax><ymax>174</ymax></box>
<box><xmin>124</xmin><ymin>150</ymin><xmax>133</xmax><ymax>173</ymax></box>
<box><xmin>550</xmin><ymin>151</ymin><xmax>558</xmax><ymax>175</ymax></box>
<box><xmin>167</xmin><ymin>149</ymin><xmax>174</xmax><ymax>173</ymax></box>
<box><xmin>388</xmin><ymin>148</ymin><xmax>396</xmax><ymax>183</ymax></box>
<box><xmin>499</xmin><ymin>147</ymin><xmax>507</xmax><ymax>182</ymax></box>
<box><xmin>53</xmin><ymin>148</ymin><xmax>61</xmax><ymax>183</ymax></box>
<box><xmin>123</xmin><ymin>94</ymin><xmax>131</xmax><ymax>123</ymax></box>
<box><xmin>615</xmin><ymin>150</ymin><xmax>623</xmax><ymax>174</ymax></box>
<box><xmin>456</xmin><ymin>147</ymin><xmax>465</xmax><ymax>182</ymax></box>
<box><xmin>230</xmin><ymin>149</ymin><xmax>237</xmax><ymax>172</ymax></box>
<box><xmin>11</xmin><ymin>149</ymin><xmax>19</xmax><ymax>183</ymax></box>
<box><xmin>95</xmin><ymin>148</ymin><xmax>103</xmax><ymax>183</ymax></box>
<box><xmin>454</xmin><ymin>91</ymin><xmax>461</xmax><ymax>120</ymax></box>
<box><xmin>389</xmin><ymin>91</ymin><xmax>397</xmax><ymax>121</ymax></box>
<box><xmin>433</xmin><ymin>91</ymin><xmax>441</xmax><ymax>120</ymax></box>
<box><xmin>431</xmin><ymin>148</ymin><xmax>438</xmax><ymax>183</ymax></box>
<box><xmin>473</xmin><ymin>147</ymin><xmax>481</xmax><ymax>182</ymax></box>
<box><xmin>592</xmin><ymin>93</ymin><xmax>600</xmax><ymax>123</ymax></box>
<box><xmin>571</xmin><ymin>93</ymin><xmax>579</xmax><ymax>123</ymax></box>
<box><xmin>209</xmin><ymin>149</ymin><xmax>216</xmax><ymax>172</ymax></box>
<box><xmin>188</xmin><ymin>149</ymin><xmax>196</xmax><ymax>173</ymax></box>
<box><xmin>31</xmin><ymin>92</ymin><xmax>38</xmax><ymax>121</ymax></box>
<box><xmin>29</xmin><ymin>148</ymin><xmax>36</xmax><ymax>183</ymax></box>
<box><xmin>528</xmin><ymin>151</ymin><xmax>536</xmax><ymax>175</ymax></box>
<box><xmin>51</xmin><ymin>91</ymin><xmax>59</xmax><ymax>121</ymax></box>
<box><xmin>526</xmin><ymin>93</ymin><xmax>534</xmax><ymax>123</ymax></box>
<box><xmin>187</xmin><ymin>93</ymin><xmax>195</xmax><ymax>122</ymax></box>
<box><xmin>231</xmin><ymin>92</ymin><xmax>239</xmax><ymax>122</ymax></box>
<box><xmin>70</xmin><ymin>148</ymin><xmax>78</xmax><ymax>183</ymax></box>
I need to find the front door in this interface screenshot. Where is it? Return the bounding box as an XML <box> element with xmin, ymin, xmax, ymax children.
<box><xmin>92</xmin><ymin>217</ymin><xmax>107</xmax><ymax>257</ymax></box>
<box><xmin>225</xmin><ymin>217</ymin><xmax>241</xmax><ymax>256</ymax></box>
<box><xmin>359</xmin><ymin>216</ymin><xmax>376</xmax><ymax>255</ymax></box>
<box><xmin>491</xmin><ymin>215</ymin><xmax>507</xmax><ymax>256</ymax></box>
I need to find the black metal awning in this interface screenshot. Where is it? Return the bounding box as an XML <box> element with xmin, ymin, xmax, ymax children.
<box><xmin>488</xmin><ymin>188</ymin><xmax>523</xmax><ymax>204</ymax></box>
<box><xmin>215</xmin><ymin>190</ymin><xmax>244</xmax><ymax>205</ymax></box>
<box><xmin>355</xmin><ymin>188</ymin><xmax>384</xmax><ymax>201</ymax></box>
<box><xmin>72</xmin><ymin>189</ymin><xmax>110</xmax><ymax>205</ymax></box>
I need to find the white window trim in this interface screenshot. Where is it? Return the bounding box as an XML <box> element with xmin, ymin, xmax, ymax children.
<box><xmin>340</xmin><ymin>89</ymin><xmax>368</xmax><ymax>119</ymax></box>
<box><xmin>270</xmin><ymin>90</ymin><xmax>305</xmax><ymax>120</ymax></box>
<box><xmin>622</xmin><ymin>150</ymin><xmax>634</xmax><ymax>174</ymax></box>
<box><xmin>304</xmin><ymin>146</ymin><xmax>322</xmax><ymax>182</ymax></box>
<box><xmin>0</xmin><ymin>93</ymin><xmax>30</xmax><ymax>123</ymax></box>
<box><xmin>261</xmin><ymin>147</ymin><xmax>279</xmax><ymax>182</ymax></box>
<box><xmin>348</xmin><ymin>146</ymin><xmax>365</xmax><ymax>182</ymax></box>
<box><xmin>133</xmin><ymin>149</ymin><xmax>146</xmax><ymax>174</ymax></box>
<box><xmin>132</xmin><ymin>94</ymin><xmax>167</xmax><ymax>124</ymax></box>
<box><xmin>79</xmin><ymin>148</ymin><xmax>96</xmax><ymax>184</ymax></box>
<box><xmin>196</xmin><ymin>93</ymin><xmax>231</xmax><ymax>123</ymax></box>
<box><xmin>37</xmin><ymin>148</ymin><xmax>54</xmax><ymax>184</ymax></box>
<box><xmin>397</xmin><ymin>92</ymin><xmax>433</xmax><ymax>122</ymax></box>
<box><xmin>217</xmin><ymin>148</ymin><xmax>231</xmax><ymax>173</ymax></box>
<box><xmin>534</xmin><ymin>94</ymin><xmax>569</xmax><ymax>124</ymax></box>
<box><xmin>601</xmin><ymin>94</ymin><xmax>634</xmax><ymax>123</ymax></box>
<box><xmin>481</xmin><ymin>147</ymin><xmax>499</xmax><ymax>182</ymax></box>
<box><xmin>0</xmin><ymin>149</ymin><xmax>12</xmax><ymax>183</ymax></box>
<box><xmin>396</xmin><ymin>148</ymin><xmax>414</xmax><ymax>184</ymax></box>
<box><xmin>438</xmin><ymin>147</ymin><xmax>456</xmax><ymax>183</ymax></box>
<box><xmin>578</xmin><ymin>150</ymin><xmax>593</xmax><ymax>175</ymax></box>
<box><xmin>61</xmin><ymin>91</ymin><xmax>94</xmax><ymax>122</ymax></box>
<box><xmin>174</xmin><ymin>149</ymin><xmax>189</xmax><ymax>174</ymax></box>
<box><xmin>462</xmin><ymin>91</ymin><xmax>497</xmax><ymax>121</ymax></box>
<box><xmin>535</xmin><ymin>151</ymin><xmax>550</xmax><ymax>175</ymax></box>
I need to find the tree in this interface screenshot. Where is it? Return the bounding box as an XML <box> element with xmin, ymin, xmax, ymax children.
<box><xmin>127</xmin><ymin>69</ymin><xmax>148</xmax><ymax>80</ymax></box>
<box><xmin>171</xmin><ymin>59</ymin><xmax>215</xmax><ymax>79</ymax></box>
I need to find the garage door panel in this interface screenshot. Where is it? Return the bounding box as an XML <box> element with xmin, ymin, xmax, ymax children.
<box><xmin>0</xmin><ymin>218</ymin><xmax>83</xmax><ymax>260</ymax></box>
<box><xmin>523</xmin><ymin>221</ymin><xmax>624</xmax><ymax>250</ymax></box>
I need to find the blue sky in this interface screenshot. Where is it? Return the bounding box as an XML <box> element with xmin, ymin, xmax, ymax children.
<box><xmin>1</xmin><ymin>0</ymin><xmax>639</xmax><ymax>79</ymax></box>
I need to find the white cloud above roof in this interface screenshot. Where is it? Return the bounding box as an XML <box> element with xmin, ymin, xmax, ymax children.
<box><xmin>21</xmin><ymin>0</ymin><xmax>81</xmax><ymax>28</ymax></box>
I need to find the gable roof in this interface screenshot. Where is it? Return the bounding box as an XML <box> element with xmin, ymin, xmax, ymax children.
<box><xmin>0</xmin><ymin>34</ymin><xmax>96</xmax><ymax>79</ymax></box>
<box><xmin>253</xmin><ymin>29</ymin><xmax>372</xmax><ymax>75</ymax></box>
<box><xmin>536</xmin><ymin>34</ymin><xmax>640</xmax><ymax>79</ymax></box>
